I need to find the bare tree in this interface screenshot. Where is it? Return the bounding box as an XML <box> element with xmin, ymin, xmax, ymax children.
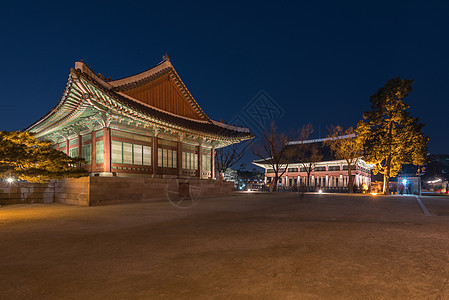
<box><xmin>215</xmin><ymin>143</ymin><xmax>245</xmax><ymax>179</ymax></box>
<box><xmin>296</xmin><ymin>124</ymin><xmax>322</xmax><ymax>188</ymax></box>
<box><xmin>324</xmin><ymin>125</ymin><xmax>362</xmax><ymax>193</ymax></box>
<box><xmin>252</xmin><ymin>122</ymin><xmax>294</xmax><ymax>191</ymax></box>
<box><xmin>299</xmin><ymin>145</ymin><xmax>323</xmax><ymax>188</ymax></box>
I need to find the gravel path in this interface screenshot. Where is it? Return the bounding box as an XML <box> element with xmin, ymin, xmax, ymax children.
<box><xmin>1</xmin><ymin>193</ymin><xmax>449</xmax><ymax>299</ymax></box>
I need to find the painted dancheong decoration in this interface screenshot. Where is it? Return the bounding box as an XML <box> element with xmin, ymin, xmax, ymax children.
<box><xmin>26</xmin><ymin>56</ymin><xmax>253</xmax><ymax>178</ymax></box>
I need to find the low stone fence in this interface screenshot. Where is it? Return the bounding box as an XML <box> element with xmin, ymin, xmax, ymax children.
<box><xmin>1</xmin><ymin>177</ymin><xmax>234</xmax><ymax>206</ymax></box>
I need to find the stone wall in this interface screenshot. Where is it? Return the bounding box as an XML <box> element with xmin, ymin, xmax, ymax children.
<box><xmin>0</xmin><ymin>182</ymin><xmax>55</xmax><ymax>205</ymax></box>
<box><xmin>1</xmin><ymin>177</ymin><xmax>234</xmax><ymax>206</ymax></box>
<box><xmin>88</xmin><ymin>177</ymin><xmax>234</xmax><ymax>206</ymax></box>
<box><xmin>54</xmin><ymin>177</ymin><xmax>90</xmax><ymax>206</ymax></box>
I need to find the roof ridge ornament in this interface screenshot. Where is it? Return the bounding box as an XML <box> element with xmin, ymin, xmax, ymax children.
<box><xmin>162</xmin><ymin>53</ymin><xmax>170</xmax><ymax>62</ymax></box>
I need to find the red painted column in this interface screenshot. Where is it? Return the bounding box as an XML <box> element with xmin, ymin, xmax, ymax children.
<box><xmin>152</xmin><ymin>136</ymin><xmax>158</xmax><ymax>176</ymax></box>
<box><xmin>78</xmin><ymin>134</ymin><xmax>82</xmax><ymax>158</ymax></box>
<box><xmin>211</xmin><ymin>148</ymin><xmax>215</xmax><ymax>179</ymax></box>
<box><xmin>198</xmin><ymin>145</ymin><xmax>202</xmax><ymax>179</ymax></box>
<box><xmin>66</xmin><ymin>139</ymin><xmax>69</xmax><ymax>156</ymax></box>
<box><xmin>91</xmin><ymin>131</ymin><xmax>96</xmax><ymax>171</ymax></box>
<box><xmin>177</xmin><ymin>141</ymin><xmax>182</xmax><ymax>178</ymax></box>
<box><xmin>77</xmin><ymin>134</ymin><xmax>83</xmax><ymax>168</ymax></box>
<box><xmin>103</xmin><ymin>128</ymin><xmax>111</xmax><ymax>173</ymax></box>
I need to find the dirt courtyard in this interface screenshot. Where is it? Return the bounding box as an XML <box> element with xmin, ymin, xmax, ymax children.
<box><xmin>1</xmin><ymin>192</ymin><xmax>449</xmax><ymax>299</ymax></box>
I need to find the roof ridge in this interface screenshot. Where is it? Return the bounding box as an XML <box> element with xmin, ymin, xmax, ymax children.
<box><xmin>289</xmin><ymin>134</ymin><xmax>356</xmax><ymax>145</ymax></box>
<box><xmin>111</xmin><ymin>68</ymin><xmax>172</xmax><ymax>92</ymax></box>
<box><xmin>106</xmin><ymin>58</ymin><xmax>211</xmax><ymax>122</ymax></box>
<box><xmin>74</xmin><ymin>61</ymin><xmax>112</xmax><ymax>90</ymax></box>
<box><xmin>109</xmin><ymin>60</ymin><xmax>172</xmax><ymax>87</ymax></box>
<box><xmin>167</xmin><ymin>66</ymin><xmax>210</xmax><ymax>122</ymax></box>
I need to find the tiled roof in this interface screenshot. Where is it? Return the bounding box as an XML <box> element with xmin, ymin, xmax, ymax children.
<box><xmin>78</xmin><ymin>69</ymin><xmax>253</xmax><ymax>139</ymax></box>
<box><xmin>26</xmin><ymin>59</ymin><xmax>253</xmax><ymax>141</ymax></box>
<box><xmin>253</xmin><ymin>141</ymin><xmax>337</xmax><ymax>165</ymax></box>
<box><xmin>107</xmin><ymin>59</ymin><xmax>210</xmax><ymax>121</ymax></box>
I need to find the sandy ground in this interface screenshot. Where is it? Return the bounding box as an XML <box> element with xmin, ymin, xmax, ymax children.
<box><xmin>1</xmin><ymin>192</ymin><xmax>449</xmax><ymax>299</ymax></box>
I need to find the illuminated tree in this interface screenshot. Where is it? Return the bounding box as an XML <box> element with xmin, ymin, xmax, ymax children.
<box><xmin>252</xmin><ymin>122</ymin><xmax>294</xmax><ymax>191</ymax></box>
<box><xmin>0</xmin><ymin>131</ymin><xmax>88</xmax><ymax>182</ymax></box>
<box><xmin>357</xmin><ymin>77</ymin><xmax>428</xmax><ymax>194</ymax></box>
<box><xmin>325</xmin><ymin>126</ymin><xmax>362</xmax><ymax>193</ymax></box>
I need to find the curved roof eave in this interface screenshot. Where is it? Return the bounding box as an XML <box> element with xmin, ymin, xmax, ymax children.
<box><xmin>76</xmin><ymin>70</ymin><xmax>254</xmax><ymax>140</ymax></box>
<box><xmin>26</xmin><ymin>61</ymin><xmax>254</xmax><ymax>142</ymax></box>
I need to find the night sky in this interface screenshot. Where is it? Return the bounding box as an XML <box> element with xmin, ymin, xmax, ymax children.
<box><xmin>1</xmin><ymin>1</ymin><xmax>448</xmax><ymax>168</ymax></box>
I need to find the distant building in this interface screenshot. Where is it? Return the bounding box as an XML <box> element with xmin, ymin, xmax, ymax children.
<box><xmin>252</xmin><ymin>137</ymin><xmax>373</xmax><ymax>190</ymax></box>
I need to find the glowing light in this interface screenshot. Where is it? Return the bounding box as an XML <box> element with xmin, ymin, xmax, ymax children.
<box><xmin>371</xmin><ymin>192</ymin><xmax>378</xmax><ymax>196</ymax></box>
<box><xmin>427</xmin><ymin>179</ymin><xmax>442</xmax><ymax>184</ymax></box>
<box><xmin>318</xmin><ymin>189</ymin><xmax>323</xmax><ymax>194</ymax></box>
<box><xmin>6</xmin><ymin>178</ymin><xmax>14</xmax><ymax>183</ymax></box>
<box><xmin>402</xmin><ymin>179</ymin><xmax>408</xmax><ymax>185</ymax></box>
<box><xmin>247</xmin><ymin>189</ymin><xmax>252</xmax><ymax>192</ymax></box>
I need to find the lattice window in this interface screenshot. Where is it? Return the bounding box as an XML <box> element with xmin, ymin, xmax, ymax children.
<box><xmin>123</xmin><ymin>143</ymin><xmax>133</xmax><ymax>165</ymax></box>
<box><xmin>202</xmin><ymin>154</ymin><xmax>211</xmax><ymax>172</ymax></box>
<box><xmin>69</xmin><ymin>147</ymin><xmax>78</xmax><ymax>158</ymax></box>
<box><xmin>158</xmin><ymin>148</ymin><xmax>177</xmax><ymax>168</ymax></box>
<box><xmin>96</xmin><ymin>141</ymin><xmax>104</xmax><ymax>164</ymax></box>
<box><xmin>81</xmin><ymin>144</ymin><xmax>92</xmax><ymax>164</ymax></box>
<box><xmin>182</xmin><ymin>152</ymin><xmax>198</xmax><ymax>170</ymax></box>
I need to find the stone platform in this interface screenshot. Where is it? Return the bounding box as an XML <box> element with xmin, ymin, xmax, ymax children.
<box><xmin>0</xmin><ymin>177</ymin><xmax>234</xmax><ymax>206</ymax></box>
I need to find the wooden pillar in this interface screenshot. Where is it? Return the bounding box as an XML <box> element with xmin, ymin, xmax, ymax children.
<box><xmin>198</xmin><ymin>145</ymin><xmax>202</xmax><ymax>179</ymax></box>
<box><xmin>177</xmin><ymin>141</ymin><xmax>182</xmax><ymax>178</ymax></box>
<box><xmin>152</xmin><ymin>136</ymin><xmax>158</xmax><ymax>176</ymax></box>
<box><xmin>211</xmin><ymin>148</ymin><xmax>215</xmax><ymax>179</ymax></box>
<box><xmin>103</xmin><ymin>127</ymin><xmax>111</xmax><ymax>173</ymax></box>
<box><xmin>66</xmin><ymin>139</ymin><xmax>69</xmax><ymax>156</ymax></box>
<box><xmin>91</xmin><ymin>131</ymin><xmax>96</xmax><ymax>171</ymax></box>
<box><xmin>56</xmin><ymin>142</ymin><xmax>60</xmax><ymax>151</ymax></box>
<box><xmin>76</xmin><ymin>134</ymin><xmax>82</xmax><ymax>168</ymax></box>
<box><xmin>78</xmin><ymin>134</ymin><xmax>82</xmax><ymax>158</ymax></box>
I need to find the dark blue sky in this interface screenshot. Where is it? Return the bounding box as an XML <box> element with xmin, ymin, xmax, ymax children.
<box><xmin>1</xmin><ymin>0</ymin><xmax>448</xmax><ymax>162</ymax></box>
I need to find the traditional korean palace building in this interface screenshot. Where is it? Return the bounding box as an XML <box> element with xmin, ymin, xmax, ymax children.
<box><xmin>26</xmin><ymin>57</ymin><xmax>253</xmax><ymax>179</ymax></box>
<box><xmin>253</xmin><ymin>137</ymin><xmax>373</xmax><ymax>190</ymax></box>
